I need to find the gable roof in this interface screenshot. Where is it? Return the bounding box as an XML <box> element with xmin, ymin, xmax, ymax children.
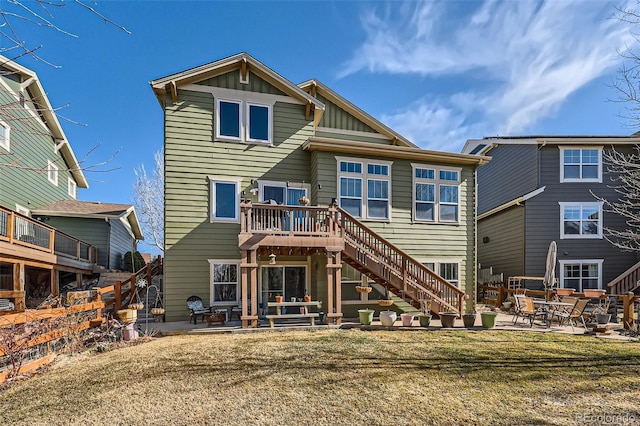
<box><xmin>463</xmin><ymin>134</ymin><xmax>640</xmax><ymax>156</ymax></box>
<box><xmin>150</xmin><ymin>52</ymin><xmax>325</xmax><ymax>125</ymax></box>
<box><xmin>0</xmin><ymin>55</ymin><xmax>88</xmax><ymax>188</ymax></box>
<box><xmin>32</xmin><ymin>200</ymin><xmax>143</xmax><ymax>240</ymax></box>
<box><xmin>298</xmin><ymin>79</ymin><xmax>417</xmax><ymax>148</ymax></box>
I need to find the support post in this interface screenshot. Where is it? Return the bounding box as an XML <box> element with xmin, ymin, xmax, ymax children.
<box><xmin>115</xmin><ymin>281</ymin><xmax>122</xmax><ymax>311</ymax></box>
<box><xmin>241</xmin><ymin>250</ymin><xmax>249</xmax><ymax>328</ymax></box>
<box><xmin>250</xmin><ymin>250</ymin><xmax>258</xmax><ymax>328</ymax></box>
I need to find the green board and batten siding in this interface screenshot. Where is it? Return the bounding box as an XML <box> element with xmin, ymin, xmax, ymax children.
<box><xmin>0</xmin><ymin>79</ymin><xmax>77</xmax><ymax>212</ymax></box>
<box><xmin>163</xmin><ymin>76</ymin><xmax>314</xmax><ymax>320</ymax></box>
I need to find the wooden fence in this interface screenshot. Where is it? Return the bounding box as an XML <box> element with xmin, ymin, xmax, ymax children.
<box><xmin>0</xmin><ymin>290</ymin><xmax>105</xmax><ymax>384</ymax></box>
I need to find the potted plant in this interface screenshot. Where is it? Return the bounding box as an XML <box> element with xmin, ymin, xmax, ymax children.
<box><xmin>355</xmin><ymin>284</ymin><xmax>373</xmax><ymax>293</ymax></box>
<box><xmin>593</xmin><ymin>299</ymin><xmax>611</xmax><ymax>324</ymax></box>
<box><xmin>275</xmin><ymin>295</ymin><xmax>283</xmax><ymax>303</ymax></box>
<box><xmin>439</xmin><ymin>312</ymin><xmax>457</xmax><ymax>328</ymax></box>
<box><xmin>303</xmin><ymin>290</ymin><xmax>311</xmax><ymax>302</ymax></box>
<box><xmin>358</xmin><ymin>309</ymin><xmax>374</xmax><ymax>325</ymax></box>
<box><xmin>379</xmin><ymin>310</ymin><xmax>397</xmax><ymax>326</ymax></box>
<box><xmin>298</xmin><ymin>196</ymin><xmax>310</xmax><ymax>205</ymax></box>
<box><xmin>417</xmin><ymin>298</ymin><xmax>432</xmax><ymax>327</ymax></box>
<box><xmin>462</xmin><ymin>310</ymin><xmax>476</xmax><ymax>328</ymax></box>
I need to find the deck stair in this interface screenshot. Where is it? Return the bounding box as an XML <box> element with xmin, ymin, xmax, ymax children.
<box><xmin>607</xmin><ymin>260</ymin><xmax>640</xmax><ymax>296</ymax></box>
<box><xmin>337</xmin><ymin>207</ymin><xmax>465</xmax><ymax>316</ymax></box>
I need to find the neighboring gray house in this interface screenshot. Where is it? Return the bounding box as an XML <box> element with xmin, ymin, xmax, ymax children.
<box><xmin>32</xmin><ymin>200</ymin><xmax>144</xmax><ymax>271</ymax></box>
<box><xmin>462</xmin><ymin>135</ymin><xmax>640</xmax><ymax>293</ymax></box>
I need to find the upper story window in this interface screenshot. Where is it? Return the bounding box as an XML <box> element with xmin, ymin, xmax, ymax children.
<box><xmin>337</xmin><ymin>157</ymin><xmax>392</xmax><ymax>220</ymax></box>
<box><xmin>559</xmin><ymin>202</ymin><xmax>602</xmax><ymax>239</ymax></box>
<box><xmin>209</xmin><ymin>176</ymin><xmax>241</xmax><ymax>223</ymax></box>
<box><xmin>215</xmin><ymin>98</ymin><xmax>272</xmax><ymax>144</ymax></box>
<box><xmin>413</xmin><ymin>164</ymin><xmax>460</xmax><ymax>223</ymax></box>
<box><xmin>0</xmin><ymin>121</ymin><xmax>10</xmax><ymax>152</ymax></box>
<box><xmin>560</xmin><ymin>147</ymin><xmax>602</xmax><ymax>183</ymax></box>
<box><xmin>47</xmin><ymin>160</ymin><xmax>58</xmax><ymax>186</ymax></box>
<box><xmin>68</xmin><ymin>177</ymin><xmax>77</xmax><ymax>199</ymax></box>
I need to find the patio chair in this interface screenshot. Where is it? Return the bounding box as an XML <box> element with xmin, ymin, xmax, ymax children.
<box><xmin>186</xmin><ymin>295</ymin><xmax>212</xmax><ymax>325</ymax></box>
<box><xmin>553</xmin><ymin>298</ymin><xmax>590</xmax><ymax>331</ymax></box>
<box><xmin>514</xmin><ymin>297</ymin><xmax>547</xmax><ymax>327</ymax></box>
<box><xmin>550</xmin><ymin>297</ymin><xmax>577</xmax><ymax>325</ymax></box>
<box><xmin>512</xmin><ymin>294</ymin><xmax>531</xmax><ymax>324</ymax></box>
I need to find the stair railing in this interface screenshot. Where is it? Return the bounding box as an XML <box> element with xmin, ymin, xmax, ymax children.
<box><xmin>608</xmin><ymin>259</ymin><xmax>640</xmax><ymax>296</ymax></box>
<box><xmin>337</xmin><ymin>207</ymin><xmax>465</xmax><ymax>315</ymax></box>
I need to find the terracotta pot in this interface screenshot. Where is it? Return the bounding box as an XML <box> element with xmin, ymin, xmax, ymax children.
<box><xmin>439</xmin><ymin>312</ymin><xmax>457</xmax><ymax>328</ymax></box>
<box><xmin>275</xmin><ymin>295</ymin><xmax>283</xmax><ymax>303</ymax></box>
<box><xmin>583</xmin><ymin>289</ymin><xmax>606</xmax><ymax>298</ymax></box>
<box><xmin>556</xmin><ymin>288</ymin><xmax>575</xmax><ymax>296</ymax></box>
<box><xmin>303</xmin><ymin>295</ymin><xmax>311</xmax><ymax>302</ymax></box>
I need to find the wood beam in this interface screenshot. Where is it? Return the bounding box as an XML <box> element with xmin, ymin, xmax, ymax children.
<box><xmin>241</xmin><ymin>58</ymin><xmax>248</xmax><ymax>82</ymax></box>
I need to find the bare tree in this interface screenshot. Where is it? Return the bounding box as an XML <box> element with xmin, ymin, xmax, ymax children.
<box><xmin>133</xmin><ymin>149</ymin><xmax>164</xmax><ymax>253</ymax></box>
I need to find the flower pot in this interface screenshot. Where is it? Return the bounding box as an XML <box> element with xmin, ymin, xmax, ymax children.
<box><xmin>439</xmin><ymin>312</ymin><xmax>457</xmax><ymax>328</ymax></box>
<box><xmin>379</xmin><ymin>310</ymin><xmax>397</xmax><ymax>326</ymax></box>
<box><xmin>583</xmin><ymin>289</ymin><xmax>606</xmax><ymax>298</ymax></box>
<box><xmin>303</xmin><ymin>295</ymin><xmax>311</xmax><ymax>302</ymax></box>
<box><xmin>400</xmin><ymin>313</ymin><xmax>414</xmax><ymax>327</ymax></box>
<box><xmin>596</xmin><ymin>313</ymin><xmax>611</xmax><ymax>324</ymax></box>
<box><xmin>378</xmin><ymin>299</ymin><xmax>394</xmax><ymax>307</ymax></box>
<box><xmin>462</xmin><ymin>313</ymin><xmax>476</xmax><ymax>328</ymax></box>
<box><xmin>298</xmin><ymin>197</ymin><xmax>310</xmax><ymax>205</ymax></box>
<box><xmin>275</xmin><ymin>295</ymin><xmax>283</xmax><ymax>303</ymax></box>
<box><xmin>556</xmin><ymin>288</ymin><xmax>575</xmax><ymax>296</ymax></box>
<box><xmin>481</xmin><ymin>311</ymin><xmax>498</xmax><ymax>328</ymax></box>
<box><xmin>358</xmin><ymin>309</ymin><xmax>374</xmax><ymax>325</ymax></box>
<box><xmin>502</xmin><ymin>301</ymin><xmax>512</xmax><ymax>310</ymax></box>
<box><xmin>418</xmin><ymin>314</ymin><xmax>432</xmax><ymax>327</ymax></box>
<box><xmin>355</xmin><ymin>286</ymin><xmax>373</xmax><ymax>293</ymax></box>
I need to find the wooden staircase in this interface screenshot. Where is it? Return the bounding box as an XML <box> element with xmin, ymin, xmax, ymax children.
<box><xmin>607</xmin><ymin>259</ymin><xmax>640</xmax><ymax>296</ymax></box>
<box><xmin>337</xmin><ymin>208</ymin><xmax>465</xmax><ymax>316</ymax></box>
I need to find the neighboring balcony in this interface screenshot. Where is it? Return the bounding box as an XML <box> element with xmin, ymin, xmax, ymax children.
<box><xmin>0</xmin><ymin>205</ymin><xmax>98</xmax><ymax>270</ymax></box>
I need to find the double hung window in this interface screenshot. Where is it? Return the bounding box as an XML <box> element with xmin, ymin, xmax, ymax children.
<box><xmin>559</xmin><ymin>260</ymin><xmax>602</xmax><ymax>291</ymax></box>
<box><xmin>337</xmin><ymin>158</ymin><xmax>391</xmax><ymax>220</ymax></box>
<box><xmin>209</xmin><ymin>261</ymin><xmax>239</xmax><ymax>304</ymax></box>
<box><xmin>559</xmin><ymin>202</ymin><xmax>602</xmax><ymax>239</ymax></box>
<box><xmin>560</xmin><ymin>147</ymin><xmax>602</xmax><ymax>183</ymax></box>
<box><xmin>424</xmin><ymin>261</ymin><xmax>460</xmax><ymax>288</ymax></box>
<box><xmin>413</xmin><ymin>165</ymin><xmax>460</xmax><ymax>223</ymax></box>
<box><xmin>0</xmin><ymin>122</ymin><xmax>9</xmax><ymax>151</ymax></box>
<box><xmin>47</xmin><ymin>160</ymin><xmax>58</xmax><ymax>186</ymax></box>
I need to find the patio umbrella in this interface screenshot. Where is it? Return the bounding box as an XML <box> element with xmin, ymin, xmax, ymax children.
<box><xmin>543</xmin><ymin>240</ymin><xmax>557</xmax><ymax>291</ymax></box>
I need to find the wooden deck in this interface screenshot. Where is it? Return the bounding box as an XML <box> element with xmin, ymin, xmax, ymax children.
<box><xmin>237</xmin><ymin>202</ymin><xmax>465</xmax><ymax>328</ymax></box>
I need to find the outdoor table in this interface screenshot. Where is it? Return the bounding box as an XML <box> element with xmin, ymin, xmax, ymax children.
<box><xmin>533</xmin><ymin>300</ymin><xmax>574</xmax><ymax>327</ymax></box>
<box><xmin>265</xmin><ymin>301</ymin><xmax>323</xmax><ymax>327</ymax></box>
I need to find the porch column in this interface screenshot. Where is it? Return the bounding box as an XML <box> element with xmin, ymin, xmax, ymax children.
<box><xmin>51</xmin><ymin>268</ymin><xmax>59</xmax><ymax>297</ymax></box>
<box><xmin>241</xmin><ymin>249</ymin><xmax>259</xmax><ymax>329</ymax></box>
<box><xmin>250</xmin><ymin>250</ymin><xmax>258</xmax><ymax>328</ymax></box>
<box><xmin>326</xmin><ymin>247</ymin><xmax>343</xmax><ymax>325</ymax></box>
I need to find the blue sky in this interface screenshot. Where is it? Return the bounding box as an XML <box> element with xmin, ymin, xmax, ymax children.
<box><xmin>9</xmin><ymin>0</ymin><xmax>638</xmax><ymax>210</ymax></box>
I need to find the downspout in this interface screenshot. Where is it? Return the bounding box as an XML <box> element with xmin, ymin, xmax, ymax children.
<box><xmin>473</xmin><ymin>166</ymin><xmax>479</xmax><ymax>306</ymax></box>
<box><xmin>105</xmin><ymin>217</ymin><xmax>111</xmax><ymax>270</ymax></box>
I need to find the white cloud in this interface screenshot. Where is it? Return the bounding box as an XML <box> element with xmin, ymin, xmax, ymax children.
<box><xmin>341</xmin><ymin>0</ymin><xmax>637</xmax><ymax>151</ymax></box>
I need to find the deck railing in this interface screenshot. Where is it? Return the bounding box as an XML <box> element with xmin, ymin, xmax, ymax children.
<box><xmin>607</xmin><ymin>259</ymin><xmax>640</xmax><ymax>296</ymax></box>
<box><xmin>240</xmin><ymin>202</ymin><xmax>339</xmax><ymax>237</ymax></box>
<box><xmin>337</xmin><ymin>207</ymin><xmax>465</xmax><ymax>315</ymax></box>
<box><xmin>0</xmin><ymin>205</ymin><xmax>97</xmax><ymax>264</ymax></box>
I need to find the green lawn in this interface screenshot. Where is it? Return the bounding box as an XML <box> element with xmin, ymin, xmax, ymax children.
<box><xmin>1</xmin><ymin>330</ymin><xmax>639</xmax><ymax>425</ymax></box>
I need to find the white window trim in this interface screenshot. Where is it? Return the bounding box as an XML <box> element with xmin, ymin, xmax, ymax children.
<box><xmin>558</xmin><ymin>259</ymin><xmax>603</xmax><ymax>291</ymax></box>
<box><xmin>47</xmin><ymin>159</ymin><xmax>59</xmax><ymax>186</ymax></box>
<box><xmin>245</xmin><ymin>101</ymin><xmax>272</xmax><ymax>144</ymax></box>
<box><xmin>412</xmin><ymin>163</ymin><xmax>461</xmax><ymax>224</ymax></box>
<box><xmin>336</xmin><ymin>156</ymin><xmax>393</xmax><ymax>221</ymax></box>
<box><xmin>422</xmin><ymin>259</ymin><xmax>462</xmax><ymax>289</ymax></box>
<box><xmin>68</xmin><ymin>177</ymin><xmax>77</xmax><ymax>199</ymax></box>
<box><xmin>208</xmin><ymin>259</ymin><xmax>241</xmax><ymax>306</ymax></box>
<box><xmin>208</xmin><ymin>175</ymin><xmax>242</xmax><ymax>223</ymax></box>
<box><xmin>559</xmin><ymin>146</ymin><xmax>602</xmax><ymax>183</ymax></box>
<box><xmin>214</xmin><ymin>92</ymin><xmax>275</xmax><ymax>145</ymax></box>
<box><xmin>558</xmin><ymin>202</ymin><xmax>603</xmax><ymax>239</ymax></box>
<box><xmin>0</xmin><ymin>120</ymin><xmax>10</xmax><ymax>152</ymax></box>
<box><xmin>257</xmin><ymin>180</ymin><xmax>310</xmax><ymax>204</ymax></box>
<box><xmin>215</xmin><ymin>98</ymin><xmax>243</xmax><ymax>142</ymax></box>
